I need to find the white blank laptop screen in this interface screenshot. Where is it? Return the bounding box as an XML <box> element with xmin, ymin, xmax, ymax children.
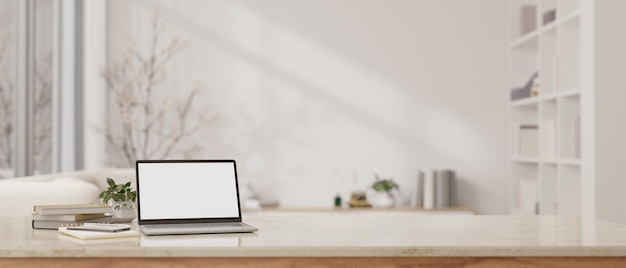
<box><xmin>138</xmin><ymin>162</ymin><xmax>240</xmax><ymax>220</ymax></box>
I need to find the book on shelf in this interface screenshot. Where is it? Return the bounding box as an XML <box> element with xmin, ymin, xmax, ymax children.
<box><xmin>58</xmin><ymin>227</ymin><xmax>139</xmax><ymax>240</ymax></box>
<box><xmin>518</xmin><ymin>124</ymin><xmax>539</xmax><ymax>157</ymax></box>
<box><xmin>33</xmin><ymin>203</ymin><xmax>113</xmax><ymax>215</ymax></box>
<box><xmin>31</xmin><ymin>213</ymin><xmax>108</xmax><ymax>222</ymax></box>
<box><xmin>422</xmin><ymin>169</ymin><xmax>435</xmax><ymax>209</ymax></box>
<box><xmin>520</xmin><ymin>5</ymin><xmax>536</xmax><ymax>36</ymax></box>
<box><xmin>414</xmin><ymin>169</ymin><xmax>455</xmax><ymax>209</ymax></box>
<box><xmin>32</xmin><ymin>215</ymin><xmax>114</xmax><ymax>230</ymax></box>
<box><xmin>434</xmin><ymin>170</ymin><xmax>454</xmax><ymax>208</ymax></box>
<box><xmin>409</xmin><ymin>171</ymin><xmax>424</xmax><ymax>208</ymax></box>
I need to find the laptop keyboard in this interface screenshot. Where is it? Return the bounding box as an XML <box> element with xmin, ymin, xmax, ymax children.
<box><xmin>143</xmin><ymin>222</ymin><xmax>244</xmax><ymax>229</ymax></box>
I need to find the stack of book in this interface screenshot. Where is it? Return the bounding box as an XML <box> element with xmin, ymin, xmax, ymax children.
<box><xmin>417</xmin><ymin>169</ymin><xmax>455</xmax><ymax>209</ymax></box>
<box><xmin>32</xmin><ymin>204</ymin><xmax>114</xmax><ymax>230</ymax></box>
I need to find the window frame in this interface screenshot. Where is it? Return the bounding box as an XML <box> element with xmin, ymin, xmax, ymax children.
<box><xmin>12</xmin><ymin>0</ymin><xmax>97</xmax><ymax>177</ymax></box>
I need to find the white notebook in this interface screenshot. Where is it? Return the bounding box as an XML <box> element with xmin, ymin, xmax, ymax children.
<box><xmin>58</xmin><ymin>227</ymin><xmax>139</xmax><ymax>240</ymax></box>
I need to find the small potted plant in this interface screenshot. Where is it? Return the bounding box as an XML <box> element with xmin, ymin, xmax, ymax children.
<box><xmin>98</xmin><ymin>177</ymin><xmax>137</xmax><ymax>220</ymax></box>
<box><xmin>368</xmin><ymin>175</ymin><xmax>399</xmax><ymax>208</ymax></box>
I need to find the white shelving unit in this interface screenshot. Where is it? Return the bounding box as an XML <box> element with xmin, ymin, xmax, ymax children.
<box><xmin>507</xmin><ymin>0</ymin><xmax>581</xmax><ymax>216</ymax></box>
<box><xmin>507</xmin><ymin>0</ymin><xmax>626</xmax><ymax>224</ymax></box>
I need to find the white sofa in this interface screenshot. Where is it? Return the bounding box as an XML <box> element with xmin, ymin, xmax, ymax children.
<box><xmin>0</xmin><ymin>168</ymin><xmax>135</xmax><ymax>217</ymax></box>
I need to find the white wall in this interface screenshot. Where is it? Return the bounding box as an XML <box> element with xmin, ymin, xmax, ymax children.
<box><xmin>106</xmin><ymin>0</ymin><xmax>507</xmax><ymax>214</ymax></box>
<box><xmin>593</xmin><ymin>0</ymin><xmax>626</xmax><ymax>224</ymax></box>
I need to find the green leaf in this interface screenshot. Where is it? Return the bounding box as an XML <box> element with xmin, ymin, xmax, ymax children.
<box><xmin>98</xmin><ymin>177</ymin><xmax>137</xmax><ymax>205</ymax></box>
<box><xmin>371</xmin><ymin>177</ymin><xmax>398</xmax><ymax>192</ymax></box>
<box><xmin>103</xmin><ymin>192</ymin><xmax>111</xmax><ymax>204</ymax></box>
<box><xmin>107</xmin><ymin>177</ymin><xmax>115</xmax><ymax>187</ymax></box>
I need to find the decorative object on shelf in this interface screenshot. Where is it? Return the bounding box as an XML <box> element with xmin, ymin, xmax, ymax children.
<box><xmin>334</xmin><ymin>193</ymin><xmax>342</xmax><ymax>208</ymax></box>
<box><xmin>368</xmin><ymin>175</ymin><xmax>399</xmax><ymax>208</ymax></box>
<box><xmin>531</xmin><ymin>74</ymin><xmax>540</xmax><ymax>96</ymax></box>
<box><xmin>511</xmin><ymin>72</ymin><xmax>538</xmax><ymax>101</ymax></box>
<box><xmin>543</xmin><ymin>9</ymin><xmax>557</xmax><ymax>25</ymax></box>
<box><xmin>97</xmin><ymin>178</ymin><xmax>137</xmax><ymax>222</ymax></box>
<box><xmin>348</xmin><ymin>191</ymin><xmax>370</xmax><ymax>208</ymax></box>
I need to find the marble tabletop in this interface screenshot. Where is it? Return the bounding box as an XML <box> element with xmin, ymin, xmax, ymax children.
<box><xmin>3</xmin><ymin>211</ymin><xmax>626</xmax><ymax>257</ymax></box>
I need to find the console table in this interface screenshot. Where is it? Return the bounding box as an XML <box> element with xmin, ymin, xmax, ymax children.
<box><xmin>2</xmin><ymin>212</ymin><xmax>626</xmax><ymax>267</ymax></box>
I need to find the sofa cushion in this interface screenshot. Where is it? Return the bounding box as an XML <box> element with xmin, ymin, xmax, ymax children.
<box><xmin>0</xmin><ymin>177</ymin><xmax>101</xmax><ymax>217</ymax></box>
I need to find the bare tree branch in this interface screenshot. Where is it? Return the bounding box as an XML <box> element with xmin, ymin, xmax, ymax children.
<box><xmin>102</xmin><ymin>6</ymin><xmax>212</xmax><ymax>167</ymax></box>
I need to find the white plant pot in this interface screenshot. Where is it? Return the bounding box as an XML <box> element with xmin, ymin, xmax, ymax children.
<box><xmin>368</xmin><ymin>191</ymin><xmax>394</xmax><ymax>208</ymax></box>
<box><xmin>113</xmin><ymin>201</ymin><xmax>136</xmax><ymax>220</ymax></box>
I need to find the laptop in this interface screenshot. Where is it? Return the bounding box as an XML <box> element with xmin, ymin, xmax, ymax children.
<box><xmin>136</xmin><ymin>160</ymin><xmax>258</xmax><ymax>235</ymax></box>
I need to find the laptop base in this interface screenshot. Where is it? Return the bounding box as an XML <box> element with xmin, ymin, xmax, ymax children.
<box><xmin>140</xmin><ymin>222</ymin><xmax>258</xmax><ymax>236</ymax></box>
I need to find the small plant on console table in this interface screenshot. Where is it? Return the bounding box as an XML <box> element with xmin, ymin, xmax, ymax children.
<box><xmin>369</xmin><ymin>175</ymin><xmax>399</xmax><ymax>208</ymax></box>
<box><xmin>371</xmin><ymin>177</ymin><xmax>399</xmax><ymax>193</ymax></box>
<box><xmin>98</xmin><ymin>177</ymin><xmax>137</xmax><ymax>220</ymax></box>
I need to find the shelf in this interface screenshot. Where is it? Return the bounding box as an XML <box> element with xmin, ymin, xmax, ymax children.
<box><xmin>509</xmin><ymin>0</ymin><xmax>585</xmax><ymax>217</ymax></box>
<box><xmin>509</xmin><ymin>30</ymin><xmax>538</xmax><ymax>49</ymax></box>
<box><xmin>509</xmin><ymin>89</ymin><xmax>580</xmax><ymax>108</ymax></box>
<box><xmin>539</xmin><ymin>20</ymin><xmax>558</xmax><ymax>35</ymax></box>
<box><xmin>509</xmin><ymin>157</ymin><xmax>581</xmax><ymax>166</ymax></box>
<box><xmin>540</xmin><ymin>11</ymin><xmax>580</xmax><ymax>32</ymax></box>
<box><xmin>509</xmin><ymin>11</ymin><xmax>580</xmax><ymax>49</ymax></box>
<box><xmin>541</xmin><ymin>89</ymin><xmax>580</xmax><ymax>101</ymax></box>
<box><xmin>509</xmin><ymin>96</ymin><xmax>539</xmax><ymax>108</ymax></box>
<box><xmin>556</xmin><ymin>89</ymin><xmax>580</xmax><ymax>98</ymax></box>
<box><xmin>509</xmin><ymin>156</ymin><xmax>541</xmax><ymax>164</ymax></box>
<box><xmin>542</xmin><ymin>159</ymin><xmax>559</xmax><ymax>164</ymax></box>
<box><xmin>559</xmin><ymin>158</ymin><xmax>581</xmax><ymax>166</ymax></box>
<box><xmin>507</xmin><ymin>0</ymin><xmax>626</xmax><ymax>221</ymax></box>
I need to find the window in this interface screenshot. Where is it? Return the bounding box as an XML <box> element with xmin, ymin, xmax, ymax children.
<box><xmin>0</xmin><ymin>0</ymin><xmax>54</xmax><ymax>178</ymax></box>
<box><xmin>32</xmin><ymin>0</ymin><xmax>53</xmax><ymax>175</ymax></box>
<box><xmin>0</xmin><ymin>0</ymin><xmax>16</xmax><ymax>179</ymax></box>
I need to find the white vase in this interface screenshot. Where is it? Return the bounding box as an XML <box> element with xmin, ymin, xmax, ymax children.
<box><xmin>113</xmin><ymin>201</ymin><xmax>136</xmax><ymax>220</ymax></box>
<box><xmin>368</xmin><ymin>191</ymin><xmax>394</xmax><ymax>208</ymax></box>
